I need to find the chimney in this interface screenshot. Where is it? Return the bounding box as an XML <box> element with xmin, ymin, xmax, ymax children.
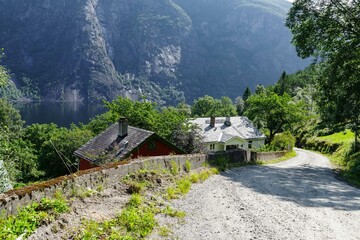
<box><xmin>118</xmin><ymin>117</ymin><xmax>128</xmax><ymax>137</ymax></box>
<box><xmin>210</xmin><ymin>116</ymin><xmax>215</xmax><ymax>128</ymax></box>
<box><xmin>225</xmin><ymin>116</ymin><xmax>231</xmax><ymax>126</ymax></box>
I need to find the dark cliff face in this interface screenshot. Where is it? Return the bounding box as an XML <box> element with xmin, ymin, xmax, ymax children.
<box><xmin>0</xmin><ymin>0</ymin><xmax>308</xmax><ymax>103</ymax></box>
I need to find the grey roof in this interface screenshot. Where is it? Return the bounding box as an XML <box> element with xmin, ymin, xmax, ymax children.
<box><xmin>189</xmin><ymin>117</ymin><xmax>266</xmax><ymax>143</ymax></box>
<box><xmin>74</xmin><ymin>123</ymin><xmax>154</xmax><ymax>164</ymax></box>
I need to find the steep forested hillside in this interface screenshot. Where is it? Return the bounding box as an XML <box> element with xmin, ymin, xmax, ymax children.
<box><xmin>0</xmin><ymin>0</ymin><xmax>308</xmax><ymax>104</ymax></box>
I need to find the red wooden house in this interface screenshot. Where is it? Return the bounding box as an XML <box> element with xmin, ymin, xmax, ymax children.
<box><xmin>74</xmin><ymin>118</ymin><xmax>185</xmax><ymax>170</ymax></box>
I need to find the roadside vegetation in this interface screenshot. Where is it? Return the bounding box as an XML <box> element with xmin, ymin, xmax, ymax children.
<box><xmin>0</xmin><ymin>191</ymin><xmax>69</xmax><ymax>240</ymax></box>
<box><xmin>0</xmin><ymin>159</ymin><xmax>218</xmax><ymax>239</ymax></box>
<box><xmin>73</xmin><ymin>165</ymin><xmax>218</xmax><ymax>239</ymax></box>
<box><xmin>301</xmin><ymin>130</ymin><xmax>360</xmax><ymax>187</ymax></box>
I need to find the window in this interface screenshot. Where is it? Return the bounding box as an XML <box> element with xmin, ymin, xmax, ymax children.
<box><xmin>248</xmin><ymin>140</ymin><xmax>253</xmax><ymax>149</ymax></box>
<box><xmin>209</xmin><ymin>144</ymin><xmax>215</xmax><ymax>150</ymax></box>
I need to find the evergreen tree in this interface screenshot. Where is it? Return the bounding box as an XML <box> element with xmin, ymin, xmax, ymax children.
<box><xmin>274</xmin><ymin>71</ymin><xmax>288</xmax><ymax>95</ymax></box>
<box><xmin>242</xmin><ymin>87</ymin><xmax>251</xmax><ymax>101</ymax></box>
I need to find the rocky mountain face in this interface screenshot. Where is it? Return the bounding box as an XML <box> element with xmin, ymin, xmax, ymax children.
<box><xmin>0</xmin><ymin>0</ymin><xmax>308</xmax><ymax>104</ymax></box>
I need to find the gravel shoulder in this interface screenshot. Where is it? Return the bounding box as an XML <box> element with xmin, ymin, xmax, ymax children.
<box><xmin>170</xmin><ymin>148</ymin><xmax>360</xmax><ymax>240</ymax></box>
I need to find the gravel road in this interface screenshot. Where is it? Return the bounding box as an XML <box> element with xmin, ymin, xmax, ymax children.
<box><xmin>171</xmin><ymin>148</ymin><xmax>360</xmax><ymax>240</ymax></box>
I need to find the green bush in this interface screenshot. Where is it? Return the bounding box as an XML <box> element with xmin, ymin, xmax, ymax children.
<box><xmin>184</xmin><ymin>160</ymin><xmax>191</xmax><ymax>173</ymax></box>
<box><xmin>176</xmin><ymin>178</ymin><xmax>192</xmax><ymax>195</ymax></box>
<box><xmin>118</xmin><ymin>206</ymin><xmax>156</xmax><ymax>238</ymax></box>
<box><xmin>207</xmin><ymin>155</ymin><xmax>229</xmax><ymax>171</ymax></box>
<box><xmin>169</xmin><ymin>160</ymin><xmax>179</xmax><ymax>175</ymax></box>
<box><xmin>0</xmin><ymin>193</ymin><xmax>69</xmax><ymax>239</ymax></box>
<box><xmin>270</xmin><ymin>131</ymin><xmax>296</xmax><ymax>151</ymax></box>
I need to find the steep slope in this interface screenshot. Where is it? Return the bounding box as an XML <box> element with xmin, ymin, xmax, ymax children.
<box><xmin>175</xmin><ymin>0</ymin><xmax>307</xmax><ymax>100</ymax></box>
<box><xmin>0</xmin><ymin>0</ymin><xmax>308</xmax><ymax>104</ymax></box>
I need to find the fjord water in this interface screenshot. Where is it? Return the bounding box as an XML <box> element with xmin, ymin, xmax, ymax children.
<box><xmin>13</xmin><ymin>102</ymin><xmax>106</xmax><ymax>127</ymax></box>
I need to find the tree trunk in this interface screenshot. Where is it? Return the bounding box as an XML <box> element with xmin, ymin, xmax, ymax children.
<box><xmin>269</xmin><ymin>131</ymin><xmax>275</xmax><ymax>144</ymax></box>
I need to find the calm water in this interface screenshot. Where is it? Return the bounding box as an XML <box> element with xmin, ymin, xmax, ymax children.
<box><xmin>13</xmin><ymin>102</ymin><xmax>106</xmax><ymax>127</ymax></box>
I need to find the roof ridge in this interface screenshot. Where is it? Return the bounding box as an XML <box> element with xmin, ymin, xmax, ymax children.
<box><xmin>128</xmin><ymin>125</ymin><xmax>154</xmax><ymax>134</ymax></box>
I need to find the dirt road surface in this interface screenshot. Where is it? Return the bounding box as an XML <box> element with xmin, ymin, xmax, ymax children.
<box><xmin>171</xmin><ymin>148</ymin><xmax>360</xmax><ymax>240</ymax></box>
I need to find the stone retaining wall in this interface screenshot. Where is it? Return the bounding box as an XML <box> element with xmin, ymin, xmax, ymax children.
<box><xmin>207</xmin><ymin>149</ymin><xmax>250</xmax><ymax>163</ymax></box>
<box><xmin>251</xmin><ymin>151</ymin><xmax>288</xmax><ymax>162</ymax></box>
<box><xmin>0</xmin><ymin>154</ymin><xmax>206</xmax><ymax>216</ymax></box>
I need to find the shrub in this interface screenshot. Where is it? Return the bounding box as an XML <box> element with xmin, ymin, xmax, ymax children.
<box><xmin>199</xmin><ymin>169</ymin><xmax>211</xmax><ymax>181</ymax></box>
<box><xmin>169</xmin><ymin>160</ymin><xmax>179</xmax><ymax>175</ymax></box>
<box><xmin>166</xmin><ymin>187</ymin><xmax>177</xmax><ymax>200</ymax></box>
<box><xmin>0</xmin><ymin>193</ymin><xmax>69</xmax><ymax>239</ymax></box>
<box><xmin>126</xmin><ymin>181</ymin><xmax>145</xmax><ymax>194</ymax></box>
<box><xmin>118</xmin><ymin>206</ymin><xmax>156</xmax><ymax>238</ymax></box>
<box><xmin>176</xmin><ymin>178</ymin><xmax>191</xmax><ymax>195</ymax></box>
<box><xmin>184</xmin><ymin>160</ymin><xmax>191</xmax><ymax>173</ymax></box>
<box><xmin>127</xmin><ymin>194</ymin><xmax>143</xmax><ymax>208</ymax></box>
<box><xmin>270</xmin><ymin>131</ymin><xmax>296</xmax><ymax>151</ymax></box>
<box><xmin>190</xmin><ymin>173</ymin><xmax>199</xmax><ymax>183</ymax></box>
<box><xmin>207</xmin><ymin>155</ymin><xmax>229</xmax><ymax>171</ymax></box>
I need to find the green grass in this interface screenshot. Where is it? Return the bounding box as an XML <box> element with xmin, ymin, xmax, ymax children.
<box><xmin>0</xmin><ymin>191</ymin><xmax>69</xmax><ymax>240</ymax></box>
<box><xmin>161</xmin><ymin>205</ymin><xmax>186</xmax><ymax>218</ymax></box>
<box><xmin>158</xmin><ymin>225</ymin><xmax>172</xmax><ymax>237</ymax></box>
<box><xmin>77</xmin><ymin>199</ymin><xmax>156</xmax><ymax>239</ymax></box>
<box><xmin>309</xmin><ymin>130</ymin><xmax>360</xmax><ymax>187</ymax></box>
<box><xmin>317</xmin><ymin>129</ymin><xmax>354</xmax><ymax>143</ymax></box>
<box><xmin>176</xmin><ymin>178</ymin><xmax>192</xmax><ymax>195</ymax></box>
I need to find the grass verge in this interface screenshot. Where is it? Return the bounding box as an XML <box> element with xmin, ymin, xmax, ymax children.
<box><xmin>0</xmin><ymin>191</ymin><xmax>69</xmax><ymax>240</ymax></box>
<box><xmin>74</xmin><ymin>167</ymin><xmax>218</xmax><ymax>239</ymax></box>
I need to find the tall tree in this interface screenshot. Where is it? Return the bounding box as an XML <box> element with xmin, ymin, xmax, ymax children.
<box><xmin>245</xmin><ymin>91</ymin><xmax>307</xmax><ymax>142</ymax></box>
<box><xmin>255</xmin><ymin>84</ymin><xmax>266</xmax><ymax>95</ymax></box>
<box><xmin>274</xmin><ymin>71</ymin><xmax>288</xmax><ymax>95</ymax></box>
<box><xmin>191</xmin><ymin>95</ymin><xmax>236</xmax><ymax>117</ymax></box>
<box><xmin>242</xmin><ymin>87</ymin><xmax>251</xmax><ymax>101</ymax></box>
<box><xmin>286</xmin><ymin>0</ymin><xmax>360</xmax><ymax>147</ymax></box>
<box><xmin>235</xmin><ymin>96</ymin><xmax>245</xmax><ymax>116</ymax></box>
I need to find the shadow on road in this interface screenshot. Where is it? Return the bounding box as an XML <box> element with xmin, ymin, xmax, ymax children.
<box><xmin>222</xmin><ymin>164</ymin><xmax>360</xmax><ymax>211</ymax></box>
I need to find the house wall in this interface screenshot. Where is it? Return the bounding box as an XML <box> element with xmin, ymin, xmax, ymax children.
<box><xmin>79</xmin><ymin>137</ymin><xmax>183</xmax><ymax>171</ymax></box>
<box><xmin>206</xmin><ymin>142</ymin><xmax>224</xmax><ymax>152</ymax></box>
<box><xmin>131</xmin><ymin>138</ymin><xmax>181</xmax><ymax>158</ymax></box>
<box><xmin>206</xmin><ymin>138</ymin><xmax>265</xmax><ymax>152</ymax></box>
<box><xmin>225</xmin><ymin>138</ymin><xmax>246</xmax><ymax>150</ymax></box>
<box><xmin>79</xmin><ymin>159</ymin><xmax>98</xmax><ymax>171</ymax></box>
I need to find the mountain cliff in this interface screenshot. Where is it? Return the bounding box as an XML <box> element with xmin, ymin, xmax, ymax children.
<box><xmin>0</xmin><ymin>0</ymin><xmax>308</xmax><ymax>104</ymax></box>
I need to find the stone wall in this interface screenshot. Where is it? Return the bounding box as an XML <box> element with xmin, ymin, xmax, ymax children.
<box><xmin>207</xmin><ymin>149</ymin><xmax>288</xmax><ymax>163</ymax></box>
<box><xmin>0</xmin><ymin>154</ymin><xmax>206</xmax><ymax>216</ymax></box>
<box><xmin>251</xmin><ymin>151</ymin><xmax>288</xmax><ymax>162</ymax></box>
<box><xmin>207</xmin><ymin>149</ymin><xmax>250</xmax><ymax>163</ymax></box>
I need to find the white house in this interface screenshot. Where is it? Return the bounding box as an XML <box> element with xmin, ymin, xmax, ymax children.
<box><xmin>189</xmin><ymin>116</ymin><xmax>266</xmax><ymax>152</ymax></box>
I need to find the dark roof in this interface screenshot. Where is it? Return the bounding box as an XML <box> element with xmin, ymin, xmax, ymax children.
<box><xmin>74</xmin><ymin>123</ymin><xmax>154</xmax><ymax>164</ymax></box>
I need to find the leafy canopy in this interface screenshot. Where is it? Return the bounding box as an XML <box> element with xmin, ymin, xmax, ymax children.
<box><xmin>245</xmin><ymin>90</ymin><xmax>307</xmax><ymax>141</ymax></box>
<box><xmin>286</xmin><ymin>0</ymin><xmax>360</xmax><ymax>143</ymax></box>
<box><xmin>191</xmin><ymin>95</ymin><xmax>237</xmax><ymax>117</ymax></box>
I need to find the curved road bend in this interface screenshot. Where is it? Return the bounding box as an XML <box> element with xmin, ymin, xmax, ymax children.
<box><xmin>171</xmin><ymin>148</ymin><xmax>360</xmax><ymax>240</ymax></box>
